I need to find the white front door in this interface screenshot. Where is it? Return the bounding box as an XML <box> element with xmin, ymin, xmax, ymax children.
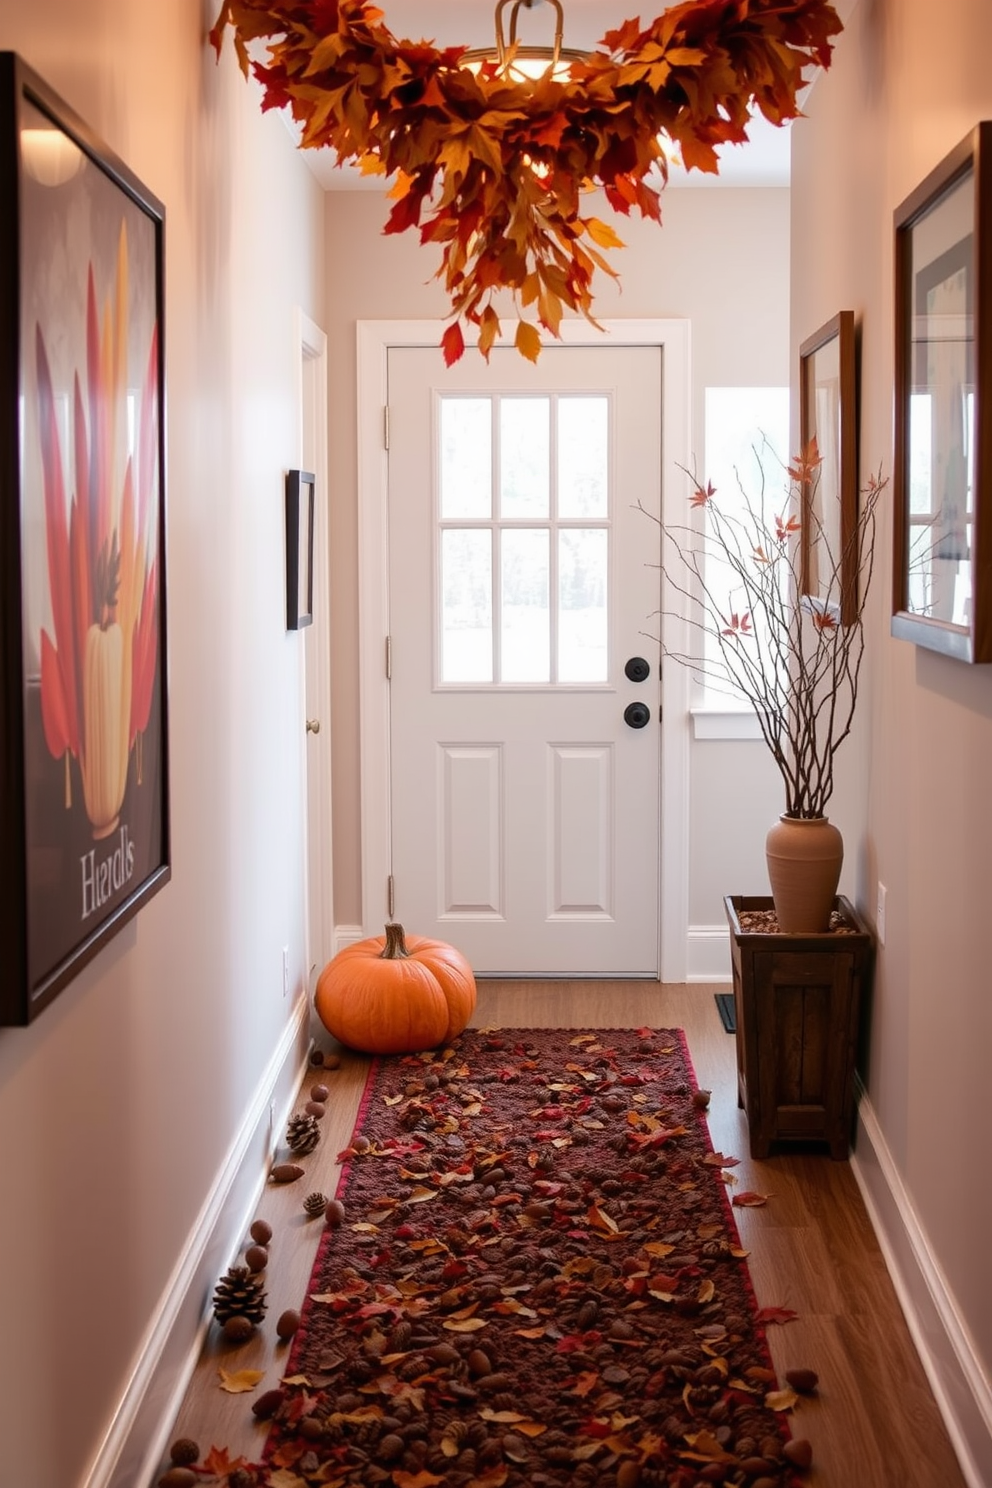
<box><xmin>386</xmin><ymin>345</ymin><xmax>662</xmax><ymax>976</ymax></box>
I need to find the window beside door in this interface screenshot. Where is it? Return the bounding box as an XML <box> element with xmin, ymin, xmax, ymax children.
<box><xmin>693</xmin><ymin>386</ymin><xmax>789</xmax><ymax>732</ymax></box>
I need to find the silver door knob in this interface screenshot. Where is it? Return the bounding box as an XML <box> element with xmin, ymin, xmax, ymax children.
<box><xmin>306</xmin><ymin>718</ymin><xmax>321</xmax><ymax>734</ymax></box>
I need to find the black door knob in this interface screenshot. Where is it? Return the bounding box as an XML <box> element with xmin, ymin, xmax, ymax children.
<box><xmin>624</xmin><ymin>701</ymin><xmax>651</xmax><ymax>729</ymax></box>
<box><xmin>624</xmin><ymin>655</ymin><xmax>651</xmax><ymax>683</ymax></box>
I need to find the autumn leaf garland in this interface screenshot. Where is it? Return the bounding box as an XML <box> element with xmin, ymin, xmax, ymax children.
<box><xmin>210</xmin><ymin>0</ymin><xmax>843</xmax><ymax>360</ymax></box>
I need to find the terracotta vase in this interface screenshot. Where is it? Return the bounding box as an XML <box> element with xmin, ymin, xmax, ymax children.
<box><xmin>765</xmin><ymin>815</ymin><xmax>844</xmax><ymax>932</ymax></box>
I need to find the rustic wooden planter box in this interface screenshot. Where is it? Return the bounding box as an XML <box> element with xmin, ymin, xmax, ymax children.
<box><xmin>724</xmin><ymin>895</ymin><xmax>874</xmax><ymax>1160</ymax></box>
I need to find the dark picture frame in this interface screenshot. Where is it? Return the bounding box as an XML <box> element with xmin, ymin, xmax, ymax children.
<box><xmin>892</xmin><ymin>120</ymin><xmax>992</xmax><ymax>662</ymax></box>
<box><xmin>1</xmin><ymin>54</ymin><xmax>170</xmax><ymax>1024</ymax></box>
<box><xmin>285</xmin><ymin>468</ymin><xmax>315</xmax><ymax>630</ymax></box>
<box><xmin>799</xmin><ymin>310</ymin><xmax>858</xmax><ymax>625</ymax></box>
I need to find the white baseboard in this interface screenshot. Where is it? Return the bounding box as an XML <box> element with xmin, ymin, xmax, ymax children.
<box><xmin>327</xmin><ymin>925</ymin><xmax>733</xmax><ymax>983</ymax></box>
<box><xmin>685</xmin><ymin>924</ymin><xmax>732</xmax><ymax>983</ymax></box>
<box><xmin>851</xmin><ymin>1083</ymin><xmax>992</xmax><ymax>1488</ymax></box>
<box><xmin>81</xmin><ymin>993</ymin><xmax>312</xmax><ymax>1488</ymax></box>
<box><xmin>334</xmin><ymin>923</ymin><xmax>367</xmax><ymax>954</ymax></box>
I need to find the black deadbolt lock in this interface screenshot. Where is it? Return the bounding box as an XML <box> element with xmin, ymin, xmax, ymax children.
<box><xmin>624</xmin><ymin>655</ymin><xmax>651</xmax><ymax>683</ymax></box>
<box><xmin>624</xmin><ymin>701</ymin><xmax>651</xmax><ymax>729</ymax></box>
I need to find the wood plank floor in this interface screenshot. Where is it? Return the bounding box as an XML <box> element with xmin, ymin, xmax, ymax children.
<box><xmin>159</xmin><ymin>982</ymin><xmax>966</xmax><ymax>1487</ymax></box>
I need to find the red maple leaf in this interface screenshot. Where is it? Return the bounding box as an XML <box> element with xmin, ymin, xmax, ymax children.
<box><xmin>755</xmin><ymin>1305</ymin><xmax>799</xmax><ymax>1326</ymax></box>
<box><xmin>580</xmin><ymin>1416</ymin><xmax>614</xmax><ymax>1439</ymax></box>
<box><xmin>557</xmin><ymin>1329</ymin><xmax>602</xmax><ymax>1353</ymax></box>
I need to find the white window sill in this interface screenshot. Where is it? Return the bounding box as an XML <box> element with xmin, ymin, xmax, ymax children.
<box><xmin>690</xmin><ymin>706</ymin><xmax>763</xmax><ymax>741</ymax></box>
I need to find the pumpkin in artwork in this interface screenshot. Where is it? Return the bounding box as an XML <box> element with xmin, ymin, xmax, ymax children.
<box><xmin>314</xmin><ymin>923</ymin><xmax>477</xmax><ymax>1055</ymax></box>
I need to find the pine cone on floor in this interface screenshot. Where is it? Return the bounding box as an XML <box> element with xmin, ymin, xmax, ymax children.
<box><xmin>212</xmin><ymin>1265</ymin><xmax>267</xmax><ymax>1327</ymax></box>
<box><xmin>304</xmin><ymin>1190</ymin><xmax>328</xmax><ymax>1218</ymax></box>
<box><xmin>286</xmin><ymin>1112</ymin><xmax>321</xmax><ymax>1155</ymax></box>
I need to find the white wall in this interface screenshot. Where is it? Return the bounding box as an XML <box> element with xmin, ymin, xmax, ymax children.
<box><xmin>324</xmin><ymin>185</ymin><xmax>790</xmax><ymax>943</ymax></box>
<box><xmin>0</xmin><ymin>3</ymin><xmax>324</xmax><ymax>1483</ymax></box>
<box><xmin>791</xmin><ymin>2</ymin><xmax>992</xmax><ymax>1478</ymax></box>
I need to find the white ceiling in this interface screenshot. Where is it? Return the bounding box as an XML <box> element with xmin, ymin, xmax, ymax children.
<box><xmin>282</xmin><ymin>0</ymin><xmax>802</xmax><ymax>192</ymax></box>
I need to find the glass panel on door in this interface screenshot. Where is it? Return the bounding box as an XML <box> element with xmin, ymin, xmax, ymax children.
<box><xmin>438</xmin><ymin>392</ymin><xmax>611</xmax><ymax>685</ymax></box>
<box><xmin>440</xmin><ymin>528</ymin><xmax>493</xmax><ymax>682</ymax></box>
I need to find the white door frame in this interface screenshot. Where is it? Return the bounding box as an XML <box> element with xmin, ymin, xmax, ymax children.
<box><xmin>356</xmin><ymin>319</ymin><xmax>692</xmax><ymax>983</ymax></box>
<box><xmin>296</xmin><ymin>309</ymin><xmax>334</xmax><ymax>988</ymax></box>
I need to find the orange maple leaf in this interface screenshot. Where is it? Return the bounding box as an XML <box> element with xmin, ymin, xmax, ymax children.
<box><xmin>787</xmin><ymin>436</ymin><xmax>823</xmax><ymax>484</ymax></box>
<box><xmin>203</xmin><ymin>1444</ymin><xmax>251</xmax><ymax>1475</ymax></box>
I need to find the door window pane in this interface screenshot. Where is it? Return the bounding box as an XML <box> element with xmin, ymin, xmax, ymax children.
<box><xmin>500</xmin><ymin>397</ymin><xmax>549</xmax><ymax>517</ymax></box>
<box><xmin>441</xmin><ymin>529</ymin><xmax>493</xmax><ymax>681</ymax></box>
<box><xmin>558</xmin><ymin>397</ymin><xmax>608</xmax><ymax>516</ymax></box>
<box><xmin>440</xmin><ymin>398</ymin><xmax>491</xmax><ymax>518</ymax></box>
<box><xmin>559</xmin><ymin>528</ymin><xmax>608</xmax><ymax>681</ymax></box>
<box><xmin>501</xmin><ymin>528</ymin><xmax>550</xmax><ymax>682</ymax></box>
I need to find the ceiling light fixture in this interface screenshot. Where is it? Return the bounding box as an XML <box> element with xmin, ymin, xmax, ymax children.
<box><xmin>461</xmin><ymin>0</ymin><xmax>586</xmax><ymax>83</ymax></box>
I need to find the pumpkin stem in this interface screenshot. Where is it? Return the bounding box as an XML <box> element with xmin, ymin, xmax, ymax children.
<box><xmin>380</xmin><ymin>922</ymin><xmax>411</xmax><ymax>960</ymax></box>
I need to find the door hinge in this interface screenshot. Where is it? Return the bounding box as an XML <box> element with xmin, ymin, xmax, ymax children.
<box><xmin>383</xmin><ymin>405</ymin><xmax>390</xmax><ymax>450</ymax></box>
<box><xmin>387</xmin><ymin>874</ymin><xmax>395</xmax><ymax>919</ymax></box>
<box><xmin>386</xmin><ymin>634</ymin><xmax>392</xmax><ymax>680</ymax></box>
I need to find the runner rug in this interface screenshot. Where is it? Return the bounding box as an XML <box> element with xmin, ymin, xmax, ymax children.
<box><xmin>258</xmin><ymin>1027</ymin><xmax>810</xmax><ymax>1487</ymax></box>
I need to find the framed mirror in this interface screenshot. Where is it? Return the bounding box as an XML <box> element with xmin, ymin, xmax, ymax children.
<box><xmin>799</xmin><ymin>310</ymin><xmax>857</xmax><ymax>625</ymax></box>
<box><xmin>892</xmin><ymin>121</ymin><xmax>992</xmax><ymax>663</ymax></box>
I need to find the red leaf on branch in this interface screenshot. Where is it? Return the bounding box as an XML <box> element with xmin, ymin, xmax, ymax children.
<box><xmin>690</xmin><ymin>480</ymin><xmax>717</xmax><ymax>507</ymax></box>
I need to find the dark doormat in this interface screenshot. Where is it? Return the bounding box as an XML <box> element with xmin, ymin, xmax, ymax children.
<box><xmin>715</xmin><ymin>992</ymin><xmax>736</xmax><ymax>1033</ymax></box>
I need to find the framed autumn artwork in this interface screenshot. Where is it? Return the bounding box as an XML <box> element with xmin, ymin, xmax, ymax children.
<box><xmin>0</xmin><ymin>54</ymin><xmax>170</xmax><ymax>1024</ymax></box>
<box><xmin>798</xmin><ymin>310</ymin><xmax>857</xmax><ymax>625</ymax></box>
<box><xmin>285</xmin><ymin>468</ymin><xmax>315</xmax><ymax>630</ymax></box>
<box><xmin>892</xmin><ymin>120</ymin><xmax>992</xmax><ymax>662</ymax></box>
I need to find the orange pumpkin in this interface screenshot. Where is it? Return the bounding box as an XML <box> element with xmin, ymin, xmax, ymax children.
<box><xmin>314</xmin><ymin>923</ymin><xmax>477</xmax><ymax>1054</ymax></box>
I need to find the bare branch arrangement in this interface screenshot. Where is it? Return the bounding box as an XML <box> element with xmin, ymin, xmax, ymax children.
<box><xmin>642</xmin><ymin>440</ymin><xmax>885</xmax><ymax>819</ymax></box>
